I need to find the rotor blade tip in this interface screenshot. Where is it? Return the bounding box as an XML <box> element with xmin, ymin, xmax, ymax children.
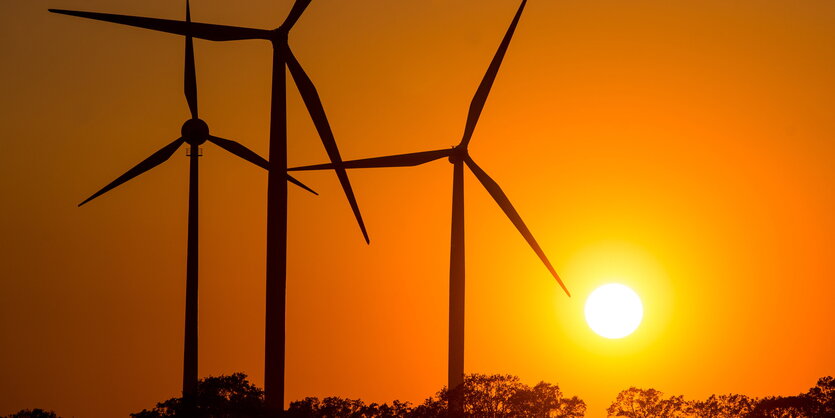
<box><xmin>560</xmin><ymin>283</ymin><xmax>571</xmax><ymax>297</ymax></box>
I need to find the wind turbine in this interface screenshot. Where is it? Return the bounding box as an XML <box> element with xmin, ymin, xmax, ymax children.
<box><xmin>74</xmin><ymin>0</ymin><xmax>316</xmax><ymax>404</ymax></box>
<box><xmin>288</xmin><ymin>1</ymin><xmax>570</xmax><ymax>416</ymax></box>
<box><xmin>50</xmin><ymin>0</ymin><xmax>367</xmax><ymax>412</ymax></box>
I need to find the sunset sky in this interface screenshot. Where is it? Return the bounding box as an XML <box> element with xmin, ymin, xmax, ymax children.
<box><xmin>2</xmin><ymin>0</ymin><xmax>835</xmax><ymax>417</ymax></box>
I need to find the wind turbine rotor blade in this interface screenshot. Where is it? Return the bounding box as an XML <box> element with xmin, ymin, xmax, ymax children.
<box><xmin>286</xmin><ymin>174</ymin><xmax>318</xmax><ymax>196</ymax></box>
<box><xmin>280</xmin><ymin>0</ymin><xmax>311</xmax><ymax>31</ymax></box>
<box><xmin>48</xmin><ymin>9</ymin><xmax>271</xmax><ymax>41</ymax></box>
<box><xmin>207</xmin><ymin>135</ymin><xmax>269</xmax><ymax>170</ymax></box>
<box><xmin>283</xmin><ymin>45</ymin><xmax>369</xmax><ymax>243</ymax></box>
<box><xmin>459</xmin><ymin>0</ymin><xmax>527</xmax><ymax>148</ymax></box>
<box><xmin>208</xmin><ymin>136</ymin><xmax>319</xmax><ymax>196</ymax></box>
<box><xmin>288</xmin><ymin>149</ymin><xmax>453</xmax><ymax>171</ymax></box>
<box><xmin>184</xmin><ymin>0</ymin><xmax>198</xmax><ymax>118</ymax></box>
<box><xmin>206</xmin><ymin>136</ymin><xmax>316</xmax><ymax>195</ymax></box>
<box><xmin>464</xmin><ymin>156</ymin><xmax>570</xmax><ymax>297</ymax></box>
<box><xmin>78</xmin><ymin>138</ymin><xmax>186</xmax><ymax>207</ymax></box>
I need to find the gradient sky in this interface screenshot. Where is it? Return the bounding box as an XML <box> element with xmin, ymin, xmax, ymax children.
<box><xmin>2</xmin><ymin>1</ymin><xmax>835</xmax><ymax>417</ymax></box>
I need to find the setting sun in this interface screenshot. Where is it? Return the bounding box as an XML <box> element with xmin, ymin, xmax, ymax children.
<box><xmin>584</xmin><ymin>283</ymin><xmax>644</xmax><ymax>339</ymax></box>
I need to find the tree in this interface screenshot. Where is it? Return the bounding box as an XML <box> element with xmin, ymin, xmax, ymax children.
<box><xmin>408</xmin><ymin>396</ymin><xmax>447</xmax><ymax>418</ymax></box>
<box><xmin>132</xmin><ymin>372</ymin><xmax>584</xmax><ymax>417</ymax></box>
<box><xmin>4</xmin><ymin>410</ymin><xmax>59</xmax><ymax>418</ymax></box>
<box><xmin>744</xmin><ymin>375</ymin><xmax>835</xmax><ymax>417</ymax></box>
<box><xmin>413</xmin><ymin>374</ymin><xmax>585</xmax><ymax>417</ymax></box>
<box><xmin>288</xmin><ymin>397</ymin><xmax>415</xmax><ymax>418</ymax></box>
<box><xmin>463</xmin><ymin>374</ymin><xmax>524</xmax><ymax>416</ymax></box>
<box><xmin>373</xmin><ymin>400</ymin><xmax>414</xmax><ymax>418</ymax></box>
<box><xmin>130</xmin><ymin>373</ymin><xmax>267</xmax><ymax>418</ymax></box>
<box><xmin>606</xmin><ymin>387</ymin><xmax>689</xmax><ymax>418</ymax></box>
<box><xmin>509</xmin><ymin>381</ymin><xmax>586</xmax><ymax>417</ymax></box>
<box><xmin>805</xmin><ymin>376</ymin><xmax>835</xmax><ymax>416</ymax></box>
<box><xmin>691</xmin><ymin>394</ymin><xmax>755</xmax><ymax>418</ymax></box>
<box><xmin>557</xmin><ymin>397</ymin><xmax>587</xmax><ymax>418</ymax></box>
<box><xmin>747</xmin><ymin>395</ymin><xmax>815</xmax><ymax>417</ymax></box>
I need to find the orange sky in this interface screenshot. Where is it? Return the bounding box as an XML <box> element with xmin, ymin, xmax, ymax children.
<box><xmin>2</xmin><ymin>1</ymin><xmax>835</xmax><ymax>417</ymax></box>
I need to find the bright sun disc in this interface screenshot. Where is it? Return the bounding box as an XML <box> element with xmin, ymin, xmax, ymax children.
<box><xmin>584</xmin><ymin>283</ymin><xmax>643</xmax><ymax>339</ymax></box>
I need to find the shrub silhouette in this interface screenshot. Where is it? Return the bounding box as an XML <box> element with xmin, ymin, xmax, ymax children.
<box><xmin>127</xmin><ymin>372</ymin><xmax>835</xmax><ymax>417</ymax></box>
<box><xmin>606</xmin><ymin>375</ymin><xmax>834</xmax><ymax>418</ymax></box>
<box><xmin>130</xmin><ymin>373</ymin><xmax>266</xmax><ymax>418</ymax></box>
<box><xmin>746</xmin><ymin>376</ymin><xmax>835</xmax><ymax>417</ymax></box>
<box><xmin>131</xmin><ymin>373</ymin><xmax>584</xmax><ymax>417</ymax></box>
<box><xmin>690</xmin><ymin>393</ymin><xmax>756</xmax><ymax>418</ymax></box>
<box><xmin>3</xmin><ymin>410</ymin><xmax>59</xmax><ymax>418</ymax></box>
<box><xmin>606</xmin><ymin>387</ymin><xmax>688</xmax><ymax>418</ymax></box>
<box><xmin>287</xmin><ymin>373</ymin><xmax>584</xmax><ymax>417</ymax></box>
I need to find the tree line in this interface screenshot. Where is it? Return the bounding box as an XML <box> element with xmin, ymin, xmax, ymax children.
<box><xmin>605</xmin><ymin>377</ymin><xmax>834</xmax><ymax>417</ymax></box>
<box><xmin>5</xmin><ymin>373</ymin><xmax>833</xmax><ymax>417</ymax></box>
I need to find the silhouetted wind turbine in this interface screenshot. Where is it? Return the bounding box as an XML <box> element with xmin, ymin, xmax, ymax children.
<box><xmin>73</xmin><ymin>0</ymin><xmax>316</xmax><ymax>404</ymax></box>
<box><xmin>50</xmin><ymin>1</ymin><xmax>367</xmax><ymax>412</ymax></box>
<box><xmin>289</xmin><ymin>1</ymin><xmax>569</xmax><ymax>416</ymax></box>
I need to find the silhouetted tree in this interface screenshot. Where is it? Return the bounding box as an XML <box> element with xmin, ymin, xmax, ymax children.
<box><xmin>747</xmin><ymin>395</ymin><xmax>814</xmax><ymax>417</ymax></box>
<box><xmin>132</xmin><ymin>372</ymin><xmax>584</xmax><ymax>417</ymax></box>
<box><xmin>286</xmin><ymin>374</ymin><xmax>584</xmax><ymax>417</ymax></box>
<box><xmin>130</xmin><ymin>373</ymin><xmax>266</xmax><ymax>418</ymax></box>
<box><xmin>4</xmin><ymin>410</ymin><xmax>59</xmax><ymax>418</ymax></box>
<box><xmin>464</xmin><ymin>374</ymin><xmax>524</xmax><ymax>415</ymax></box>
<box><xmin>743</xmin><ymin>375</ymin><xmax>834</xmax><ymax>417</ymax></box>
<box><xmin>510</xmin><ymin>381</ymin><xmax>586</xmax><ymax>417</ymax></box>
<box><xmin>606</xmin><ymin>387</ymin><xmax>689</xmax><ymax>418</ymax></box>
<box><xmin>604</xmin><ymin>376</ymin><xmax>835</xmax><ymax>417</ymax></box>
<box><xmin>602</xmin><ymin>376</ymin><xmax>835</xmax><ymax>418</ymax></box>
<box><xmin>409</xmin><ymin>374</ymin><xmax>585</xmax><ymax>417</ymax></box>
<box><xmin>691</xmin><ymin>394</ymin><xmax>756</xmax><ymax>417</ymax></box>
<box><xmin>286</xmin><ymin>397</ymin><xmax>413</xmax><ymax>417</ymax></box>
<box><xmin>805</xmin><ymin>376</ymin><xmax>835</xmax><ymax>416</ymax></box>
<box><xmin>408</xmin><ymin>397</ymin><xmax>447</xmax><ymax>418</ymax></box>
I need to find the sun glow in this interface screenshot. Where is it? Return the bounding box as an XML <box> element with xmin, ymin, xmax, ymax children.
<box><xmin>584</xmin><ymin>283</ymin><xmax>644</xmax><ymax>339</ymax></box>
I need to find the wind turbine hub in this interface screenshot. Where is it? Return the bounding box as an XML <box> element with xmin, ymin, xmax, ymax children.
<box><xmin>448</xmin><ymin>146</ymin><xmax>468</xmax><ymax>163</ymax></box>
<box><xmin>181</xmin><ymin>118</ymin><xmax>209</xmax><ymax>145</ymax></box>
<box><xmin>271</xmin><ymin>28</ymin><xmax>289</xmax><ymax>45</ymax></box>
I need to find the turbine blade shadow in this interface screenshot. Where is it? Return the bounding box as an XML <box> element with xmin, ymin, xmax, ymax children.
<box><xmin>288</xmin><ymin>149</ymin><xmax>452</xmax><ymax>171</ymax></box>
<box><xmin>48</xmin><ymin>9</ymin><xmax>271</xmax><ymax>41</ymax></box>
<box><xmin>464</xmin><ymin>156</ymin><xmax>570</xmax><ymax>297</ymax></box>
<box><xmin>283</xmin><ymin>45</ymin><xmax>369</xmax><ymax>243</ymax></box>
<box><xmin>460</xmin><ymin>0</ymin><xmax>527</xmax><ymax>147</ymax></box>
<box><xmin>79</xmin><ymin>138</ymin><xmax>186</xmax><ymax>207</ymax></box>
